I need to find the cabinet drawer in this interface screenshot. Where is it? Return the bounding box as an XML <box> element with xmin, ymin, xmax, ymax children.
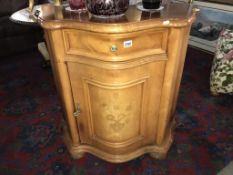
<box><xmin>63</xmin><ymin>28</ymin><xmax>168</xmax><ymax>61</ymax></box>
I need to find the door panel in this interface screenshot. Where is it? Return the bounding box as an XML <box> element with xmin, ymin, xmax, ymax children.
<box><xmin>67</xmin><ymin>60</ymin><xmax>165</xmax><ymax>153</ymax></box>
<box><xmin>84</xmin><ymin>77</ymin><xmax>147</xmax><ymax>148</ymax></box>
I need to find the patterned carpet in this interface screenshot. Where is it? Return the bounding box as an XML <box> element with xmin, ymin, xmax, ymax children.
<box><xmin>0</xmin><ymin>47</ymin><xmax>232</xmax><ymax>175</ymax></box>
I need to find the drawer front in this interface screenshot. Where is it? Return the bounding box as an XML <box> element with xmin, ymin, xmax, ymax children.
<box><xmin>63</xmin><ymin>28</ymin><xmax>168</xmax><ymax>61</ymax></box>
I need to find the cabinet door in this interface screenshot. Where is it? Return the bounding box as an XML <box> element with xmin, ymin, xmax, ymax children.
<box><xmin>67</xmin><ymin>61</ymin><xmax>165</xmax><ymax>154</ymax></box>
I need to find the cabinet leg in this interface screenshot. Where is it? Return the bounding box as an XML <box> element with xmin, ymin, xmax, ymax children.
<box><xmin>149</xmin><ymin>152</ymin><xmax>167</xmax><ymax>160</ymax></box>
<box><xmin>210</xmin><ymin>90</ymin><xmax>219</xmax><ymax>96</ymax></box>
<box><xmin>210</xmin><ymin>88</ymin><xmax>219</xmax><ymax>96</ymax></box>
<box><xmin>71</xmin><ymin>152</ymin><xmax>85</xmax><ymax>159</ymax></box>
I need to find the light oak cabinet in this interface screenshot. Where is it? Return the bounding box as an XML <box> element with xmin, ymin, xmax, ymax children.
<box><xmin>38</xmin><ymin>3</ymin><xmax>197</xmax><ymax>163</ymax></box>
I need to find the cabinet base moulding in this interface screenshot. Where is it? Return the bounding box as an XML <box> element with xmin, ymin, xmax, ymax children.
<box><xmin>62</xmin><ymin>123</ymin><xmax>174</xmax><ymax>163</ymax></box>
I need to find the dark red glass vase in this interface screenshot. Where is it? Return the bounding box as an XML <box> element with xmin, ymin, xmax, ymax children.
<box><xmin>68</xmin><ymin>0</ymin><xmax>86</xmax><ymax>10</ymax></box>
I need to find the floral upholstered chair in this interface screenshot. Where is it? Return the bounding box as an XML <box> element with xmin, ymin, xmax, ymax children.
<box><xmin>210</xmin><ymin>29</ymin><xmax>233</xmax><ymax>95</ymax></box>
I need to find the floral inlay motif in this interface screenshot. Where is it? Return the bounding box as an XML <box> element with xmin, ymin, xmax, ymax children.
<box><xmin>106</xmin><ymin>113</ymin><xmax>129</xmax><ymax>131</ymax></box>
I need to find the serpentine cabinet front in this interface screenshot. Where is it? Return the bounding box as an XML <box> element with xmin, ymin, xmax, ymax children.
<box><xmin>40</xmin><ymin>3</ymin><xmax>196</xmax><ymax>163</ymax></box>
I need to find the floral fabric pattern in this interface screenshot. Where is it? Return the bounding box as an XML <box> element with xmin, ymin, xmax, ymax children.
<box><xmin>210</xmin><ymin>29</ymin><xmax>233</xmax><ymax>95</ymax></box>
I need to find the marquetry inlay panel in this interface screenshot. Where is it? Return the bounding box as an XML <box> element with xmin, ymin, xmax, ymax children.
<box><xmin>84</xmin><ymin>77</ymin><xmax>147</xmax><ymax>147</ymax></box>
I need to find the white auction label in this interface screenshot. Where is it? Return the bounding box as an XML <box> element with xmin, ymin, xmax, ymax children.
<box><xmin>123</xmin><ymin>40</ymin><xmax>133</xmax><ymax>48</ymax></box>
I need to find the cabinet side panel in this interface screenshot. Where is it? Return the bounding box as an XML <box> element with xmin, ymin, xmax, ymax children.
<box><xmin>156</xmin><ymin>27</ymin><xmax>191</xmax><ymax>145</ymax></box>
<box><xmin>45</xmin><ymin>30</ymin><xmax>80</xmax><ymax>145</ymax></box>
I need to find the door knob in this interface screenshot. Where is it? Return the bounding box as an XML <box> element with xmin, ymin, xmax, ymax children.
<box><xmin>73</xmin><ymin>104</ymin><xmax>81</xmax><ymax>118</ymax></box>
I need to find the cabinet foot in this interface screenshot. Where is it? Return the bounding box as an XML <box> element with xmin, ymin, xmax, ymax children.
<box><xmin>149</xmin><ymin>152</ymin><xmax>167</xmax><ymax>160</ymax></box>
<box><xmin>71</xmin><ymin>152</ymin><xmax>85</xmax><ymax>159</ymax></box>
<box><xmin>210</xmin><ymin>90</ymin><xmax>219</xmax><ymax>96</ymax></box>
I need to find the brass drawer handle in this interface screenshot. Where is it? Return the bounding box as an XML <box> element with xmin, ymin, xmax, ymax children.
<box><xmin>74</xmin><ymin>104</ymin><xmax>81</xmax><ymax>118</ymax></box>
<box><xmin>111</xmin><ymin>45</ymin><xmax>118</xmax><ymax>52</ymax></box>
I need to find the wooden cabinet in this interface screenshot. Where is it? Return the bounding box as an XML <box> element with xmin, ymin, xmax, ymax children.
<box><xmin>38</xmin><ymin>3</ymin><xmax>197</xmax><ymax>163</ymax></box>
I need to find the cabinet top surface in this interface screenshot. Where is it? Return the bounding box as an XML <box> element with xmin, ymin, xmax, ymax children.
<box><xmin>37</xmin><ymin>2</ymin><xmax>197</xmax><ymax>32</ymax></box>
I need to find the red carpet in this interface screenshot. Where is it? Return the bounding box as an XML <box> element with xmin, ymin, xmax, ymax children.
<box><xmin>0</xmin><ymin>47</ymin><xmax>232</xmax><ymax>175</ymax></box>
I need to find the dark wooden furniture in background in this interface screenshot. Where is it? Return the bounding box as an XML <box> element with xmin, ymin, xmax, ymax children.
<box><xmin>0</xmin><ymin>0</ymin><xmax>48</xmax><ymax>57</ymax></box>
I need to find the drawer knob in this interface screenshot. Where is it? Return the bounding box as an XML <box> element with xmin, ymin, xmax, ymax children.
<box><xmin>110</xmin><ymin>45</ymin><xmax>118</xmax><ymax>52</ymax></box>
